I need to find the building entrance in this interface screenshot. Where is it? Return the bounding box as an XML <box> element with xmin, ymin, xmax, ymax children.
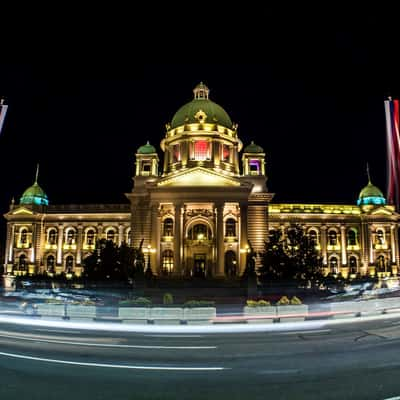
<box><xmin>193</xmin><ymin>254</ymin><xmax>206</xmax><ymax>277</ymax></box>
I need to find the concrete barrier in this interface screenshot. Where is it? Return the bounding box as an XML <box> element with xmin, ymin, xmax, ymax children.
<box><xmin>183</xmin><ymin>307</ymin><xmax>216</xmax><ymax>324</ymax></box>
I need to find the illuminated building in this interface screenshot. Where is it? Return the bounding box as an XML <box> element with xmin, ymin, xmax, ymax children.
<box><xmin>3</xmin><ymin>83</ymin><xmax>399</xmax><ymax>278</ymax></box>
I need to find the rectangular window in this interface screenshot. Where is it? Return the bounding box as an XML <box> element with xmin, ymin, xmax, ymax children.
<box><xmin>194</xmin><ymin>140</ymin><xmax>210</xmax><ymax>160</ymax></box>
<box><xmin>222</xmin><ymin>144</ymin><xmax>230</xmax><ymax>162</ymax></box>
<box><xmin>249</xmin><ymin>159</ymin><xmax>260</xmax><ymax>175</ymax></box>
<box><xmin>172</xmin><ymin>144</ymin><xmax>181</xmax><ymax>162</ymax></box>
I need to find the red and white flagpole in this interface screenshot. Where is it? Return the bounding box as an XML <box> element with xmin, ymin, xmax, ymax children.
<box><xmin>384</xmin><ymin>97</ymin><xmax>400</xmax><ymax>210</ymax></box>
<box><xmin>0</xmin><ymin>98</ymin><xmax>8</xmax><ymax>135</ymax></box>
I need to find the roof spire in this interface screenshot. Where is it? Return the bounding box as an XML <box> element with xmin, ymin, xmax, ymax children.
<box><xmin>35</xmin><ymin>163</ymin><xmax>39</xmax><ymax>184</ymax></box>
<box><xmin>193</xmin><ymin>82</ymin><xmax>209</xmax><ymax>100</ymax></box>
<box><xmin>366</xmin><ymin>162</ymin><xmax>371</xmax><ymax>183</ymax></box>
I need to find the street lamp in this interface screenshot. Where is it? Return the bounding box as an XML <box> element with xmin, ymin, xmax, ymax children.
<box><xmin>144</xmin><ymin>244</ymin><xmax>156</xmax><ymax>274</ymax></box>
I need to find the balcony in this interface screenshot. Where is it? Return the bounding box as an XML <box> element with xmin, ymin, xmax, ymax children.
<box><xmin>45</xmin><ymin>243</ymin><xmax>58</xmax><ymax>250</ymax></box>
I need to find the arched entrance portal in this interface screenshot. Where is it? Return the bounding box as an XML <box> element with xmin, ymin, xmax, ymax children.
<box><xmin>224</xmin><ymin>250</ymin><xmax>237</xmax><ymax>277</ymax></box>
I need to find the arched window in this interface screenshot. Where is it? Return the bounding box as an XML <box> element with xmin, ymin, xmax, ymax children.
<box><xmin>308</xmin><ymin>229</ymin><xmax>318</xmax><ymax>245</ymax></box>
<box><xmin>86</xmin><ymin>229</ymin><xmax>95</xmax><ymax>245</ymax></box>
<box><xmin>47</xmin><ymin>255</ymin><xmax>55</xmax><ymax>273</ymax></box>
<box><xmin>329</xmin><ymin>256</ymin><xmax>338</xmax><ymax>273</ymax></box>
<box><xmin>376</xmin><ymin>229</ymin><xmax>385</xmax><ymax>245</ymax></box>
<box><xmin>163</xmin><ymin>218</ymin><xmax>174</xmax><ymax>237</ymax></box>
<box><xmin>347</xmin><ymin>229</ymin><xmax>357</xmax><ymax>246</ymax></box>
<box><xmin>377</xmin><ymin>255</ymin><xmax>386</xmax><ymax>272</ymax></box>
<box><xmin>48</xmin><ymin>228</ymin><xmax>57</xmax><ymax>245</ymax></box>
<box><xmin>349</xmin><ymin>256</ymin><xmax>357</xmax><ymax>274</ymax></box>
<box><xmin>18</xmin><ymin>254</ymin><xmax>27</xmax><ymax>271</ymax></box>
<box><xmin>106</xmin><ymin>229</ymin><xmax>116</xmax><ymax>242</ymax></box>
<box><xmin>328</xmin><ymin>230</ymin><xmax>337</xmax><ymax>246</ymax></box>
<box><xmin>188</xmin><ymin>224</ymin><xmax>212</xmax><ymax>240</ymax></box>
<box><xmin>20</xmin><ymin>228</ymin><xmax>28</xmax><ymax>244</ymax></box>
<box><xmin>162</xmin><ymin>250</ymin><xmax>174</xmax><ymax>275</ymax></box>
<box><xmin>225</xmin><ymin>218</ymin><xmax>236</xmax><ymax>237</ymax></box>
<box><xmin>65</xmin><ymin>255</ymin><xmax>74</xmax><ymax>273</ymax></box>
<box><xmin>65</xmin><ymin>229</ymin><xmax>76</xmax><ymax>245</ymax></box>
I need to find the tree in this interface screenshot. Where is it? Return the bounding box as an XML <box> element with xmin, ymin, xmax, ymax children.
<box><xmin>259</xmin><ymin>224</ymin><xmax>323</xmax><ymax>286</ymax></box>
<box><xmin>83</xmin><ymin>239</ymin><xmax>142</xmax><ymax>281</ymax></box>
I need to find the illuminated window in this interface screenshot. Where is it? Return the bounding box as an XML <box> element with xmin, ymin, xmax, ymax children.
<box><xmin>225</xmin><ymin>218</ymin><xmax>236</xmax><ymax>237</ymax></box>
<box><xmin>328</xmin><ymin>230</ymin><xmax>337</xmax><ymax>246</ymax></box>
<box><xmin>106</xmin><ymin>229</ymin><xmax>116</xmax><ymax>242</ymax></box>
<box><xmin>329</xmin><ymin>257</ymin><xmax>338</xmax><ymax>273</ymax></box>
<box><xmin>47</xmin><ymin>255</ymin><xmax>55</xmax><ymax>273</ymax></box>
<box><xmin>188</xmin><ymin>224</ymin><xmax>212</xmax><ymax>240</ymax></box>
<box><xmin>377</xmin><ymin>255</ymin><xmax>386</xmax><ymax>272</ymax></box>
<box><xmin>222</xmin><ymin>144</ymin><xmax>230</xmax><ymax>162</ymax></box>
<box><xmin>48</xmin><ymin>229</ymin><xmax>57</xmax><ymax>245</ymax></box>
<box><xmin>86</xmin><ymin>229</ymin><xmax>95</xmax><ymax>245</ymax></box>
<box><xmin>19</xmin><ymin>254</ymin><xmax>27</xmax><ymax>271</ymax></box>
<box><xmin>194</xmin><ymin>140</ymin><xmax>210</xmax><ymax>161</ymax></box>
<box><xmin>20</xmin><ymin>229</ymin><xmax>28</xmax><ymax>244</ymax></box>
<box><xmin>65</xmin><ymin>255</ymin><xmax>74</xmax><ymax>273</ymax></box>
<box><xmin>347</xmin><ymin>229</ymin><xmax>357</xmax><ymax>246</ymax></box>
<box><xmin>376</xmin><ymin>229</ymin><xmax>385</xmax><ymax>245</ymax></box>
<box><xmin>309</xmin><ymin>229</ymin><xmax>318</xmax><ymax>245</ymax></box>
<box><xmin>349</xmin><ymin>256</ymin><xmax>357</xmax><ymax>273</ymax></box>
<box><xmin>66</xmin><ymin>229</ymin><xmax>76</xmax><ymax>245</ymax></box>
<box><xmin>162</xmin><ymin>250</ymin><xmax>174</xmax><ymax>275</ymax></box>
<box><xmin>172</xmin><ymin>144</ymin><xmax>181</xmax><ymax>163</ymax></box>
<box><xmin>163</xmin><ymin>218</ymin><xmax>174</xmax><ymax>236</ymax></box>
<box><xmin>249</xmin><ymin>159</ymin><xmax>260</xmax><ymax>175</ymax></box>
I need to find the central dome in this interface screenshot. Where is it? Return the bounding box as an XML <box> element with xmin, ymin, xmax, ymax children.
<box><xmin>170</xmin><ymin>83</ymin><xmax>233</xmax><ymax>129</ymax></box>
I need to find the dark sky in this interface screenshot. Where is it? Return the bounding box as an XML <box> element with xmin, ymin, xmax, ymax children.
<box><xmin>0</xmin><ymin>15</ymin><xmax>399</xmax><ymax>228</ymax></box>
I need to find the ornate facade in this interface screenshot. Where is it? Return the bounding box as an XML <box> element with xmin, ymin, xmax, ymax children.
<box><xmin>3</xmin><ymin>83</ymin><xmax>400</xmax><ymax>278</ymax></box>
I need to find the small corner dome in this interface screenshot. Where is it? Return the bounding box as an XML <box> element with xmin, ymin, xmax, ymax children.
<box><xmin>357</xmin><ymin>181</ymin><xmax>386</xmax><ymax>206</ymax></box>
<box><xmin>20</xmin><ymin>182</ymin><xmax>49</xmax><ymax>206</ymax></box>
<box><xmin>243</xmin><ymin>141</ymin><xmax>264</xmax><ymax>153</ymax></box>
<box><xmin>170</xmin><ymin>83</ymin><xmax>233</xmax><ymax>129</ymax></box>
<box><xmin>137</xmin><ymin>141</ymin><xmax>157</xmax><ymax>154</ymax></box>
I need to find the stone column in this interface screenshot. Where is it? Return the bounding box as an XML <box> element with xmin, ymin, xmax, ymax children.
<box><xmin>151</xmin><ymin>203</ymin><xmax>159</xmax><ymax>273</ymax></box>
<box><xmin>360</xmin><ymin>221</ymin><xmax>369</xmax><ymax>270</ymax></box>
<box><xmin>391</xmin><ymin>224</ymin><xmax>396</xmax><ymax>264</ymax></box>
<box><xmin>173</xmin><ymin>203</ymin><xmax>182</xmax><ymax>275</ymax></box>
<box><xmin>320</xmin><ymin>225</ymin><xmax>327</xmax><ymax>265</ymax></box>
<box><xmin>7</xmin><ymin>223</ymin><xmax>15</xmax><ymax>264</ymax></box>
<box><xmin>57</xmin><ymin>224</ymin><xmax>64</xmax><ymax>265</ymax></box>
<box><xmin>118</xmin><ymin>224</ymin><xmax>124</xmax><ymax>246</ymax></box>
<box><xmin>76</xmin><ymin>225</ymin><xmax>83</xmax><ymax>265</ymax></box>
<box><xmin>216</xmin><ymin>202</ymin><xmax>225</xmax><ymax>277</ymax></box>
<box><xmin>234</xmin><ymin>144</ymin><xmax>239</xmax><ymax>174</ymax></box>
<box><xmin>369</xmin><ymin>226</ymin><xmax>374</xmax><ymax>264</ymax></box>
<box><xmin>340</xmin><ymin>225</ymin><xmax>347</xmax><ymax>266</ymax></box>
<box><xmin>239</xmin><ymin>203</ymin><xmax>248</xmax><ymax>275</ymax></box>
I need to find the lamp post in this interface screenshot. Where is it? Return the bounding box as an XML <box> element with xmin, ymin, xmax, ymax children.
<box><xmin>144</xmin><ymin>244</ymin><xmax>156</xmax><ymax>276</ymax></box>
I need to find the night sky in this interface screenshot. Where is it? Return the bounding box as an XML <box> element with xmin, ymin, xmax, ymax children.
<box><xmin>1</xmin><ymin>15</ymin><xmax>399</xmax><ymax>244</ymax></box>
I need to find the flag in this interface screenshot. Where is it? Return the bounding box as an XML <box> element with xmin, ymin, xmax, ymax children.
<box><xmin>0</xmin><ymin>98</ymin><xmax>8</xmax><ymax>135</ymax></box>
<box><xmin>384</xmin><ymin>97</ymin><xmax>400</xmax><ymax>210</ymax></box>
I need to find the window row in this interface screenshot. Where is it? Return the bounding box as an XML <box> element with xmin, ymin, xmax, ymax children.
<box><xmin>162</xmin><ymin>219</ymin><xmax>237</xmax><ymax>238</ymax></box>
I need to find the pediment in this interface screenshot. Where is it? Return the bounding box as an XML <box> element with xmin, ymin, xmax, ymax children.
<box><xmin>158</xmin><ymin>167</ymin><xmax>241</xmax><ymax>187</ymax></box>
<box><xmin>11</xmin><ymin>207</ymin><xmax>34</xmax><ymax>215</ymax></box>
<box><xmin>370</xmin><ymin>207</ymin><xmax>395</xmax><ymax>216</ymax></box>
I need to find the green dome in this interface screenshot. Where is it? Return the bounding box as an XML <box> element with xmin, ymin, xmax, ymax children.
<box><xmin>243</xmin><ymin>141</ymin><xmax>264</xmax><ymax>153</ymax></box>
<box><xmin>170</xmin><ymin>83</ymin><xmax>233</xmax><ymax>129</ymax></box>
<box><xmin>137</xmin><ymin>141</ymin><xmax>157</xmax><ymax>154</ymax></box>
<box><xmin>357</xmin><ymin>181</ymin><xmax>386</xmax><ymax>206</ymax></box>
<box><xmin>20</xmin><ymin>182</ymin><xmax>48</xmax><ymax>206</ymax></box>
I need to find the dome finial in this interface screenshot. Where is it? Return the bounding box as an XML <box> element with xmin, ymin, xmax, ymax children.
<box><xmin>35</xmin><ymin>163</ymin><xmax>39</xmax><ymax>184</ymax></box>
<box><xmin>193</xmin><ymin>82</ymin><xmax>209</xmax><ymax>100</ymax></box>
